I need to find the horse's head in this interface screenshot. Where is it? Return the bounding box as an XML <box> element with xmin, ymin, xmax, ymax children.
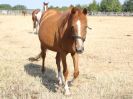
<box><xmin>69</xmin><ymin>7</ymin><xmax>88</xmax><ymax>54</ymax></box>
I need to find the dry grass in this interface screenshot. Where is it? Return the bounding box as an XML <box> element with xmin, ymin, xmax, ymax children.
<box><xmin>0</xmin><ymin>15</ymin><xmax>133</xmax><ymax>99</ymax></box>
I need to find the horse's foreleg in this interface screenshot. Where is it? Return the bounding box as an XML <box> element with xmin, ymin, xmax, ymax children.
<box><xmin>71</xmin><ymin>53</ymin><xmax>79</xmax><ymax>81</ymax></box>
<box><xmin>61</xmin><ymin>52</ymin><xmax>71</xmax><ymax>95</ymax></box>
<box><xmin>56</xmin><ymin>52</ymin><xmax>63</xmax><ymax>85</ymax></box>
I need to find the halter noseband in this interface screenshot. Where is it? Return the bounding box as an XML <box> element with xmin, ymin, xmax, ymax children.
<box><xmin>72</xmin><ymin>35</ymin><xmax>85</xmax><ymax>42</ymax></box>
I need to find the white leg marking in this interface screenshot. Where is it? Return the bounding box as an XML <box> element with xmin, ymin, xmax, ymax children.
<box><xmin>58</xmin><ymin>71</ymin><xmax>63</xmax><ymax>85</ymax></box>
<box><xmin>64</xmin><ymin>80</ymin><xmax>71</xmax><ymax>95</ymax></box>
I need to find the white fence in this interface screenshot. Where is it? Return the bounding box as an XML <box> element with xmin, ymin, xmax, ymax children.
<box><xmin>0</xmin><ymin>10</ymin><xmax>34</xmax><ymax>15</ymax></box>
<box><xmin>89</xmin><ymin>12</ymin><xmax>133</xmax><ymax>16</ymax></box>
<box><xmin>0</xmin><ymin>10</ymin><xmax>133</xmax><ymax>16</ymax></box>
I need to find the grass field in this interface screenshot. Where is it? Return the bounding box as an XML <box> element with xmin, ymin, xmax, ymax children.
<box><xmin>0</xmin><ymin>15</ymin><xmax>133</xmax><ymax>99</ymax></box>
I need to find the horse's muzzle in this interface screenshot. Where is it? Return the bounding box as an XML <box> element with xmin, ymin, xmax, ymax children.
<box><xmin>76</xmin><ymin>47</ymin><xmax>84</xmax><ymax>54</ymax></box>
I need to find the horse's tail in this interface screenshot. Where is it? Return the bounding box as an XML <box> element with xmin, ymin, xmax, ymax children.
<box><xmin>28</xmin><ymin>52</ymin><xmax>41</xmax><ymax>62</ymax></box>
<box><xmin>33</xmin><ymin>21</ymin><xmax>36</xmax><ymax>29</ymax></box>
<box><xmin>33</xmin><ymin>14</ymin><xmax>38</xmax><ymax>28</ymax></box>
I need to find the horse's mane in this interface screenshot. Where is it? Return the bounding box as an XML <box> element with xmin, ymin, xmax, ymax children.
<box><xmin>59</xmin><ymin>7</ymin><xmax>81</xmax><ymax>24</ymax></box>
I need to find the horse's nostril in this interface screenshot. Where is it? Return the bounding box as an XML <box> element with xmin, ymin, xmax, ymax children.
<box><xmin>76</xmin><ymin>47</ymin><xmax>84</xmax><ymax>54</ymax></box>
<box><xmin>82</xmin><ymin>47</ymin><xmax>84</xmax><ymax>51</ymax></box>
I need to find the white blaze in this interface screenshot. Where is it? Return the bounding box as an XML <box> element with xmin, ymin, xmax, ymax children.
<box><xmin>44</xmin><ymin>6</ymin><xmax>47</xmax><ymax>11</ymax></box>
<box><xmin>76</xmin><ymin>20</ymin><xmax>83</xmax><ymax>47</ymax></box>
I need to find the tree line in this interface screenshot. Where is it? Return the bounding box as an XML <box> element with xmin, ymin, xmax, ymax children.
<box><xmin>87</xmin><ymin>0</ymin><xmax>133</xmax><ymax>12</ymax></box>
<box><xmin>0</xmin><ymin>4</ymin><xmax>26</xmax><ymax>10</ymax></box>
<box><xmin>50</xmin><ymin>0</ymin><xmax>133</xmax><ymax>12</ymax></box>
<box><xmin>0</xmin><ymin>0</ymin><xmax>133</xmax><ymax>12</ymax></box>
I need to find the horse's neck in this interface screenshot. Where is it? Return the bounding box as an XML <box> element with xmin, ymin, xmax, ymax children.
<box><xmin>60</xmin><ymin>10</ymin><xmax>70</xmax><ymax>25</ymax></box>
<box><xmin>40</xmin><ymin>8</ymin><xmax>44</xmax><ymax>12</ymax></box>
<box><xmin>59</xmin><ymin>11</ymin><xmax>72</xmax><ymax>37</ymax></box>
<box><xmin>44</xmin><ymin>5</ymin><xmax>48</xmax><ymax>11</ymax></box>
<box><xmin>40</xmin><ymin>4</ymin><xmax>48</xmax><ymax>12</ymax></box>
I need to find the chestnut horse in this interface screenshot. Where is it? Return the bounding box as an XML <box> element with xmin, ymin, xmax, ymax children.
<box><xmin>22</xmin><ymin>10</ymin><xmax>27</xmax><ymax>16</ymax></box>
<box><xmin>32</xmin><ymin>9</ymin><xmax>41</xmax><ymax>33</ymax></box>
<box><xmin>32</xmin><ymin>2</ymin><xmax>49</xmax><ymax>34</ymax></box>
<box><xmin>29</xmin><ymin>7</ymin><xmax>88</xmax><ymax>95</ymax></box>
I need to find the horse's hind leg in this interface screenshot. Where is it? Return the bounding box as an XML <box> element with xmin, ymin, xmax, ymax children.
<box><xmin>56</xmin><ymin>52</ymin><xmax>63</xmax><ymax>85</ymax></box>
<box><xmin>36</xmin><ymin>22</ymin><xmax>39</xmax><ymax>34</ymax></box>
<box><xmin>41</xmin><ymin>47</ymin><xmax>47</xmax><ymax>73</ymax></box>
<box><xmin>33</xmin><ymin>21</ymin><xmax>36</xmax><ymax>33</ymax></box>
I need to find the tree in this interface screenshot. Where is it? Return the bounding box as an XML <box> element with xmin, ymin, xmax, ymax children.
<box><xmin>76</xmin><ymin>4</ymin><xmax>82</xmax><ymax>8</ymax></box>
<box><xmin>49</xmin><ymin>6</ymin><xmax>54</xmax><ymax>9</ymax></box>
<box><xmin>112</xmin><ymin>0</ymin><xmax>122</xmax><ymax>12</ymax></box>
<box><xmin>88</xmin><ymin>0</ymin><xmax>99</xmax><ymax>12</ymax></box>
<box><xmin>12</xmin><ymin>5</ymin><xmax>27</xmax><ymax>10</ymax></box>
<box><xmin>60</xmin><ymin>6</ymin><xmax>68</xmax><ymax>11</ymax></box>
<box><xmin>123</xmin><ymin>0</ymin><xmax>133</xmax><ymax>12</ymax></box>
<box><xmin>0</xmin><ymin>4</ymin><xmax>12</xmax><ymax>10</ymax></box>
<box><xmin>100</xmin><ymin>0</ymin><xmax>122</xmax><ymax>12</ymax></box>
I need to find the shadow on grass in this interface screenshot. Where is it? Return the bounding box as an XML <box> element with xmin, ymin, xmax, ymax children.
<box><xmin>24</xmin><ymin>63</ymin><xmax>58</xmax><ymax>92</ymax></box>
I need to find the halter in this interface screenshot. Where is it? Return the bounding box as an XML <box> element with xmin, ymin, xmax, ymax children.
<box><xmin>72</xmin><ymin>35</ymin><xmax>85</xmax><ymax>42</ymax></box>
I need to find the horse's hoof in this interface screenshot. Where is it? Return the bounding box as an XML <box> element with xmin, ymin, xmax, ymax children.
<box><xmin>59</xmin><ymin>82</ymin><xmax>63</xmax><ymax>86</ymax></box>
<box><xmin>68</xmin><ymin>78</ymin><xmax>75</xmax><ymax>87</ymax></box>
<box><xmin>64</xmin><ymin>90</ymin><xmax>71</xmax><ymax>96</ymax></box>
<box><xmin>58</xmin><ymin>80</ymin><xmax>63</xmax><ymax>86</ymax></box>
<box><xmin>68</xmin><ymin>81</ymin><xmax>73</xmax><ymax>87</ymax></box>
<box><xmin>41</xmin><ymin>69</ymin><xmax>45</xmax><ymax>74</ymax></box>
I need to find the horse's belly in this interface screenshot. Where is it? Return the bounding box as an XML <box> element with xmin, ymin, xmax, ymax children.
<box><xmin>39</xmin><ymin>32</ymin><xmax>60</xmax><ymax>52</ymax></box>
<box><xmin>41</xmin><ymin>41</ymin><xmax>60</xmax><ymax>52</ymax></box>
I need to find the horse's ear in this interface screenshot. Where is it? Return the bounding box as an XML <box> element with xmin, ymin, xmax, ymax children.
<box><xmin>71</xmin><ymin>7</ymin><xmax>77</xmax><ymax>15</ymax></box>
<box><xmin>83</xmin><ymin>8</ymin><xmax>87</xmax><ymax>15</ymax></box>
<box><xmin>43</xmin><ymin>2</ymin><xmax>49</xmax><ymax>5</ymax></box>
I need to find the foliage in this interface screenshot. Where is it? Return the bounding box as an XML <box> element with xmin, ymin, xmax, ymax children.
<box><xmin>100</xmin><ymin>0</ymin><xmax>122</xmax><ymax>12</ymax></box>
<box><xmin>12</xmin><ymin>5</ymin><xmax>27</xmax><ymax>10</ymax></box>
<box><xmin>0</xmin><ymin>4</ymin><xmax>12</xmax><ymax>10</ymax></box>
<box><xmin>123</xmin><ymin>0</ymin><xmax>133</xmax><ymax>12</ymax></box>
<box><xmin>0</xmin><ymin>0</ymin><xmax>133</xmax><ymax>12</ymax></box>
<box><xmin>88</xmin><ymin>0</ymin><xmax>99</xmax><ymax>12</ymax></box>
<box><xmin>0</xmin><ymin>4</ymin><xmax>27</xmax><ymax>10</ymax></box>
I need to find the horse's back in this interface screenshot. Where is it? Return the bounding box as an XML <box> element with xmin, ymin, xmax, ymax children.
<box><xmin>40</xmin><ymin>9</ymin><xmax>60</xmax><ymax>24</ymax></box>
<box><xmin>40</xmin><ymin>9</ymin><xmax>61</xmax><ymax>33</ymax></box>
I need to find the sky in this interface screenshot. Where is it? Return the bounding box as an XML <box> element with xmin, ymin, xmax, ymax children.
<box><xmin>0</xmin><ymin>0</ymin><xmax>125</xmax><ymax>9</ymax></box>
